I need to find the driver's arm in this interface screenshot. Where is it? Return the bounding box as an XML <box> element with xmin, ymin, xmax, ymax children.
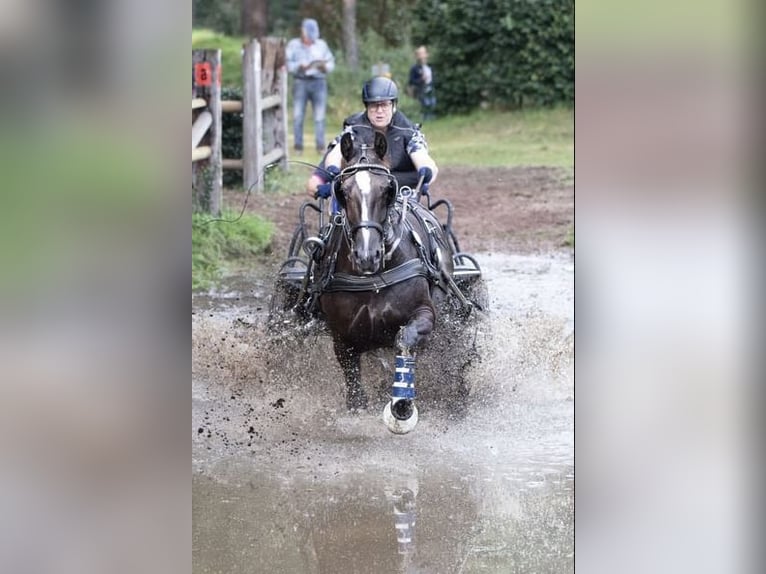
<box><xmin>306</xmin><ymin>144</ymin><xmax>343</xmax><ymax>196</ymax></box>
<box><xmin>409</xmin><ymin>149</ymin><xmax>439</xmax><ymax>185</ymax></box>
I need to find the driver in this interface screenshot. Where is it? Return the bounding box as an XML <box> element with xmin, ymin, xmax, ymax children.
<box><xmin>306</xmin><ymin>76</ymin><xmax>439</xmax><ymax>200</ymax></box>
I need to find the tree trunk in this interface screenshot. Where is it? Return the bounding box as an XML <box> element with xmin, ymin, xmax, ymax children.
<box><xmin>342</xmin><ymin>0</ymin><xmax>358</xmax><ymax>71</ymax></box>
<box><xmin>242</xmin><ymin>0</ymin><xmax>269</xmax><ymax>40</ymax></box>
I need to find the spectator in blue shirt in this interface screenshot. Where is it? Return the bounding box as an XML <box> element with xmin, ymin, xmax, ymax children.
<box><xmin>285</xmin><ymin>19</ymin><xmax>335</xmax><ymax>153</ymax></box>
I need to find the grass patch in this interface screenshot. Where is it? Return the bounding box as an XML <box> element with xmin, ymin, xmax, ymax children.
<box><xmin>262</xmin><ymin>160</ymin><xmax>322</xmax><ymax>196</ymax></box>
<box><xmin>426</xmin><ymin>107</ymin><xmax>573</xmax><ymax>168</ymax></box>
<box><xmin>192</xmin><ymin>210</ymin><xmax>274</xmax><ymax>290</ymax></box>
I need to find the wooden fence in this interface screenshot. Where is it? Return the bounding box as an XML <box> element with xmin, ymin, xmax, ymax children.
<box><xmin>192</xmin><ymin>38</ymin><xmax>288</xmax><ymax>214</ymax></box>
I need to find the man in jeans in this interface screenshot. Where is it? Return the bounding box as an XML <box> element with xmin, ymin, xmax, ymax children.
<box><xmin>285</xmin><ymin>19</ymin><xmax>335</xmax><ymax>153</ymax></box>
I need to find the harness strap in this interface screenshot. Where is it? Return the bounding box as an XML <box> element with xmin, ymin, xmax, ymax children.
<box><xmin>323</xmin><ymin>259</ymin><xmax>429</xmax><ymax>293</ymax></box>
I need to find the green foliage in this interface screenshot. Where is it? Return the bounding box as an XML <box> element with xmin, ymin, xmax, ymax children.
<box><xmin>413</xmin><ymin>0</ymin><xmax>574</xmax><ymax>113</ymax></box>
<box><xmin>193</xmin><ymin>0</ymin><xmax>241</xmax><ymax>36</ymax></box>
<box><xmin>192</xmin><ymin>210</ymin><xmax>274</xmax><ymax>290</ymax></box>
<box><xmin>193</xmin><ymin>0</ymin><xmax>574</xmax><ymax>113</ymax></box>
<box><xmin>356</xmin><ymin>0</ymin><xmax>420</xmax><ymax>48</ymax></box>
<box><xmin>194</xmin><ymin>1</ymin><xmax>421</xmax><ymax>53</ymax></box>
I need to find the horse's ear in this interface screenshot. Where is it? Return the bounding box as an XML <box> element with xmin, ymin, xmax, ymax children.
<box><xmin>340</xmin><ymin>132</ymin><xmax>354</xmax><ymax>163</ymax></box>
<box><xmin>374</xmin><ymin>131</ymin><xmax>388</xmax><ymax>160</ymax></box>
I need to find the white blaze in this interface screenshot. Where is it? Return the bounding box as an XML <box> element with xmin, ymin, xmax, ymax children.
<box><xmin>356</xmin><ymin>171</ymin><xmax>372</xmax><ymax>253</ymax></box>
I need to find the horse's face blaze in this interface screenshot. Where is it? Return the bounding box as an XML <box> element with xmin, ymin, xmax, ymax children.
<box><xmin>335</xmin><ymin>129</ymin><xmax>396</xmax><ymax>275</ymax></box>
<box><xmin>342</xmin><ymin>172</ymin><xmax>388</xmax><ymax>274</ymax></box>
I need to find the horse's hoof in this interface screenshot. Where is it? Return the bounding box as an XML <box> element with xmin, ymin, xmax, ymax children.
<box><xmin>383</xmin><ymin>400</ymin><xmax>419</xmax><ymax>434</ymax></box>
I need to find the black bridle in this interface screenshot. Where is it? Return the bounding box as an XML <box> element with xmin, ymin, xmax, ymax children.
<box><xmin>336</xmin><ymin>160</ymin><xmax>399</xmax><ymax>254</ymax></box>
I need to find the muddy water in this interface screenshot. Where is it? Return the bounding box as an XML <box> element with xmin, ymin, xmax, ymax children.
<box><xmin>192</xmin><ymin>252</ymin><xmax>574</xmax><ymax>573</ymax></box>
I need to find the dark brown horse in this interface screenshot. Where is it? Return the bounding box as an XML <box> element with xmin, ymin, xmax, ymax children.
<box><xmin>315</xmin><ymin>128</ymin><xmax>474</xmax><ymax>432</ymax></box>
<box><xmin>269</xmin><ymin>126</ymin><xmax>485</xmax><ymax>433</ymax></box>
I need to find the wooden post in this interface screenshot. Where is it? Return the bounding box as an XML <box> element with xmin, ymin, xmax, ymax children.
<box><xmin>261</xmin><ymin>37</ymin><xmax>288</xmax><ymax>172</ymax></box>
<box><xmin>279</xmin><ymin>65</ymin><xmax>289</xmax><ymax>170</ymax></box>
<box><xmin>242</xmin><ymin>40</ymin><xmax>263</xmax><ymax>193</ymax></box>
<box><xmin>192</xmin><ymin>49</ymin><xmax>222</xmax><ymax>215</ymax></box>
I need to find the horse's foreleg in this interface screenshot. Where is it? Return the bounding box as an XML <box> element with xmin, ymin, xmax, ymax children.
<box><xmin>383</xmin><ymin>307</ymin><xmax>434</xmax><ymax>434</ymax></box>
<box><xmin>333</xmin><ymin>340</ymin><xmax>368</xmax><ymax>411</ymax></box>
<box><xmin>397</xmin><ymin>305</ymin><xmax>436</xmax><ymax>352</ymax></box>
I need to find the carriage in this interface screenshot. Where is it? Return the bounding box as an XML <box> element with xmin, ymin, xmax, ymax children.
<box><xmin>269</xmin><ymin>129</ymin><xmax>487</xmax><ymax>433</ymax></box>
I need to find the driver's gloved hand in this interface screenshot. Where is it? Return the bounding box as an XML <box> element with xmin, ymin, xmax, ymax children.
<box><xmin>315</xmin><ymin>182</ymin><xmax>332</xmax><ymax>199</ymax></box>
<box><xmin>418</xmin><ymin>166</ymin><xmax>433</xmax><ymax>184</ymax></box>
<box><xmin>315</xmin><ymin>165</ymin><xmax>340</xmax><ymax>199</ymax></box>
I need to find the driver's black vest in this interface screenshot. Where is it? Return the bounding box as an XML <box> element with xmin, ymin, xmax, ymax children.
<box><xmin>327</xmin><ymin>111</ymin><xmax>422</xmax><ymax>188</ymax></box>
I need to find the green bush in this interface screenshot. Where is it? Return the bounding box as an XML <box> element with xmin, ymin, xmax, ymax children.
<box><xmin>192</xmin><ymin>0</ymin><xmax>241</xmax><ymax>37</ymax></box>
<box><xmin>413</xmin><ymin>0</ymin><xmax>574</xmax><ymax>113</ymax></box>
<box><xmin>192</xmin><ymin>210</ymin><xmax>274</xmax><ymax>289</ymax></box>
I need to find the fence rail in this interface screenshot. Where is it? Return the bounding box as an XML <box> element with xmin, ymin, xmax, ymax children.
<box><xmin>192</xmin><ymin>38</ymin><xmax>288</xmax><ymax>215</ymax></box>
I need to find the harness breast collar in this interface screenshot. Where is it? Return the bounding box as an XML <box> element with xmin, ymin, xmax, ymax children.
<box><xmin>323</xmin><ymin>168</ymin><xmax>443</xmax><ymax>294</ymax></box>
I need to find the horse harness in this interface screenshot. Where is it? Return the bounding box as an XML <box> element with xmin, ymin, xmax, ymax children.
<box><xmin>300</xmin><ymin>164</ymin><xmax>473</xmax><ymax>314</ymax></box>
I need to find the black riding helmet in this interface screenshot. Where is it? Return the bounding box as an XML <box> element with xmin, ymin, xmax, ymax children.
<box><xmin>362</xmin><ymin>77</ymin><xmax>399</xmax><ymax>105</ymax></box>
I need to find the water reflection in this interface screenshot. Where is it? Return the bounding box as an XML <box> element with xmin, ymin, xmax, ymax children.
<box><xmin>192</xmin><ymin>459</ymin><xmax>573</xmax><ymax>573</ymax></box>
<box><xmin>385</xmin><ymin>479</ymin><xmax>418</xmax><ymax>571</ymax></box>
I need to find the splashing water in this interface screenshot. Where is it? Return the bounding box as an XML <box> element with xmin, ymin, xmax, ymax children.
<box><xmin>192</xmin><ymin>251</ymin><xmax>574</xmax><ymax>573</ymax></box>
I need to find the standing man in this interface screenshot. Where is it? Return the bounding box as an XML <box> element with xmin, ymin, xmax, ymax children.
<box><xmin>407</xmin><ymin>46</ymin><xmax>436</xmax><ymax>121</ymax></box>
<box><xmin>285</xmin><ymin>18</ymin><xmax>335</xmax><ymax>153</ymax></box>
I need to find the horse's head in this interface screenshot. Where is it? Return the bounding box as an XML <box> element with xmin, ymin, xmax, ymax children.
<box><xmin>336</xmin><ymin>129</ymin><xmax>398</xmax><ymax>274</ymax></box>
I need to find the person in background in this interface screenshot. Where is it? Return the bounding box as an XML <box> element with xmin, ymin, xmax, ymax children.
<box><xmin>285</xmin><ymin>18</ymin><xmax>335</xmax><ymax>153</ymax></box>
<box><xmin>407</xmin><ymin>46</ymin><xmax>436</xmax><ymax>121</ymax></box>
<box><xmin>306</xmin><ymin>76</ymin><xmax>438</xmax><ymax>201</ymax></box>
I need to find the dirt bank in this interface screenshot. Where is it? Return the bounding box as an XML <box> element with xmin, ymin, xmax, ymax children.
<box><xmin>227</xmin><ymin>165</ymin><xmax>573</xmax><ymax>261</ymax></box>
